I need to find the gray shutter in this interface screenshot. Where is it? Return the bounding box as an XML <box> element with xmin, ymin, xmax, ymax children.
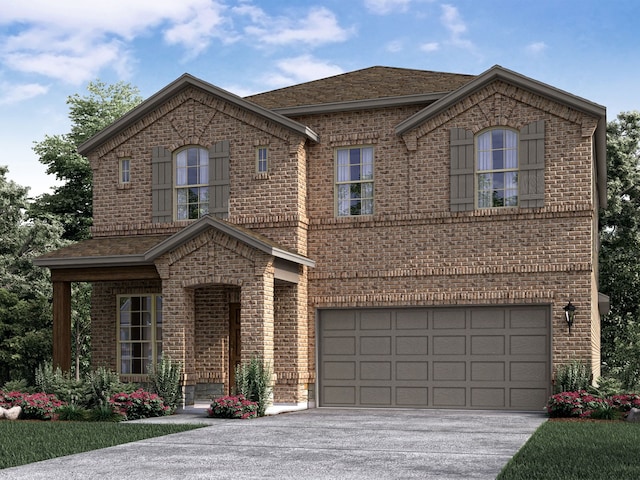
<box><xmin>209</xmin><ymin>140</ymin><xmax>230</xmax><ymax>219</ymax></box>
<box><xmin>450</xmin><ymin>128</ymin><xmax>475</xmax><ymax>212</ymax></box>
<box><xmin>519</xmin><ymin>120</ymin><xmax>545</xmax><ymax>208</ymax></box>
<box><xmin>152</xmin><ymin>146</ymin><xmax>172</xmax><ymax>223</ymax></box>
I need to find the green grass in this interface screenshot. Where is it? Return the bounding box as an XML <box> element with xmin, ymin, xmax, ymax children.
<box><xmin>0</xmin><ymin>421</ymin><xmax>204</xmax><ymax>470</ymax></box>
<box><xmin>498</xmin><ymin>421</ymin><xmax>640</xmax><ymax>480</ymax></box>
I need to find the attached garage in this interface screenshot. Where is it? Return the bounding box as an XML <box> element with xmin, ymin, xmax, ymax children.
<box><xmin>318</xmin><ymin>306</ymin><xmax>550</xmax><ymax>411</ymax></box>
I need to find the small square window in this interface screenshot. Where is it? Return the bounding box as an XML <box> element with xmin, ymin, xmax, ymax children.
<box><xmin>119</xmin><ymin>158</ymin><xmax>131</xmax><ymax>184</ymax></box>
<box><xmin>257</xmin><ymin>147</ymin><xmax>268</xmax><ymax>173</ymax></box>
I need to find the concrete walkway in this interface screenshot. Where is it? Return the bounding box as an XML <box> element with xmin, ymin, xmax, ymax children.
<box><xmin>0</xmin><ymin>407</ymin><xmax>546</xmax><ymax>479</ymax></box>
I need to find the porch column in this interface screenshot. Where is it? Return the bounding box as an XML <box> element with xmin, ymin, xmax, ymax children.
<box><xmin>241</xmin><ymin>262</ymin><xmax>275</xmax><ymax>367</ymax></box>
<box><xmin>52</xmin><ymin>281</ymin><xmax>72</xmax><ymax>371</ymax></box>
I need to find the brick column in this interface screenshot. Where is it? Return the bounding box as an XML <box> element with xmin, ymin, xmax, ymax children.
<box><xmin>240</xmin><ymin>261</ymin><xmax>275</xmax><ymax>367</ymax></box>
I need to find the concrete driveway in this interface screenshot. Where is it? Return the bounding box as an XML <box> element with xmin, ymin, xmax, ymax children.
<box><xmin>0</xmin><ymin>408</ymin><xmax>545</xmax><ymax>480</ymax></box>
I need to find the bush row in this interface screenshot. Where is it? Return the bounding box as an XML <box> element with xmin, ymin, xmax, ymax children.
<box><xmin>545</xmin><ymin>391</ymin><xmax>640</xmax><ymax>419</ymax></box>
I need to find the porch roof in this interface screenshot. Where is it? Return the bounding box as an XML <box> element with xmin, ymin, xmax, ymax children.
<box><xmin>33</xmin><ymin>216</ymin><xmax>315</xmax><ymax>269</ymax></box>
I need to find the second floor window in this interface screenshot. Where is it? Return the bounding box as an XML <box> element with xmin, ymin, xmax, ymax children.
<box><xmin>336</xmin><ymin>146</ymin><xmax>374</xmax><ymax>216</ymax></box>
<box><xmin>257</xmin><ymin>147</ymin><xmax>268</xmax><ymax>173</ymax></box>
<box><xmin>176</xmin><ymin>147</ymin><xmax>210</xmax><ymax>220</ymax></box>
<box><xmin>119</xmin><ymin>158</ymin><xmax>131</xmax><ymax>184</ymax></box>
<box><xmin>477</xmin><ymin>129</ymin><xmax>518</xmax><ymax>208</ymax></box>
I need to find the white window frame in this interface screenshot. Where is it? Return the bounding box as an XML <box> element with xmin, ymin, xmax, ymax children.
<box><xmin>476</xmin><ymin>128</ymin><xmax>519</xmax><ymax>208</ymax></box>
<box><xmin>175</xmin><ymin>146</ymin><xmax>210</xmax><ymax>220</ymax></box>
<box><xmin>335</xmin><ymin>146</ymin><xmax>374</xmax><ymax>217</ymax></box>
<box><xmin>256</xmin><ymin>147</ymin><xmax>268</xmax><ymax>173</ymax></box>
<box><xmin>117</xmin><ymin>294</ymin><xmax>163</xmax><ymax>376</ymax></box>
<box><xmin>119</xmin><ymin>158</ymin><xmax>131</xmax><ymax>185</ymax></box>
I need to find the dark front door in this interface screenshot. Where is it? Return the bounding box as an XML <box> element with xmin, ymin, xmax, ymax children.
<box><xmin>229</xmin><ymin>303</ymin><xmax>241</xmax><ymax>394</ymax></box>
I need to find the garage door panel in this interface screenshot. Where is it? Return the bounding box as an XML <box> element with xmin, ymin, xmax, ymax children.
<box><xmin>396</xmin><ymin>310</ymin><xmax>429</xmax><ymax>329</ymax></box>
<box><xmin>323</xmin><ymin>336</ymin><xmax>356</xmax><ymax>355</ymax></box>
<box><xmin>471</xmin><ymin>388</ymin><xmax>505</xmax><ymax>408</ymax></box>
<box><xmin>323</xmin><ymin>386</ymin><xmax>356</xmax><ymax>405</ymax></box>
<box><xmin>361</xmin><ymin>387</ymin><xmax>392</xmax><ymax>405</ymax></box>
<box><xmin>471</xmin><ymin>362</ymin><xmax>505</xmax><ymax>381</ymax></box>
<box><xmin>433</xmin><ymin>361</ymin><xmax>466</xmax><ymax>381</ymax></box>
<box><xmin>434</xmin><ymin>387</ymin><xmax>466</xmax><ymax>406</ymax></box>
<box><xmin>396</xmin><ymin>336</ymin><xmax>428</xmax><ymax>355</ymax></box>
<box><xmin>360</xmin><ymin>336</ymin><xmax>391</xmax><ymax>355</ymax></box>
<box><xmin>361</xmin><ymin>361</ymin><xmax>391</xmax><ymax>380</ymax></box>
<box><xmin>360</xmin><ymin>311</ymin><xmax>392</xmax><ymax>330</ymax></box>
<box><xmin>471</xmin><ymin>335</ymin><xmax>505</xmax><ymax>355</ymax></box>
<box><xmin>510</xmin><ymin>362</ymin><xmax>548</xmax><ymax>382</ymax></box>
<box><xmin>323</xmin><ymin>361</ymin><xmax>356</xmax><ymax>380</ymax></box>
<box><xmin>510</xmin><ymin>388</ymin><xmax>548</xmax><ymax>409</ymax></box>
<box><xmin>510</xmin><ymin>335</ymin><xmax>547</xmax><ymax>355</ymax></box>
<box><xmin>470</xmin><ymin>309</ymin><xmax>506</xmax><ymax>329</ymax></box>
<box><xmin>433</xmin><ymin>309</ymin><xmax>466</xmax><ymax>329</ymax></box>
<box><xmin>319</xmin><ymin>306</ymin><xmax>550</xmax><ymax>410</ymax></box>
<box><xmin>396</xmin><ymin>361</ymin><xmax>428</xmax><ymax>380</ymax></box>
<box><xmin>433</xmin><ymin>336</ymin><xmax>466</xmax><ymax>355</ymax></box>
<box><xmin>396</xmin><ymin>387</ymin><xmax>429</xmax><ymax>406</ymax></box>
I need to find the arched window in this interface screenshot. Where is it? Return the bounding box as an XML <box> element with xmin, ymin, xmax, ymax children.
<box><xmin>476</xmin><ymin>129</ymin><xmax>518</xmax><ymax>208</ymax></box>
<box><xmin>175</xmin><ymin>146</ymin><xmax>210</xmax><ymax>220</ymax></box>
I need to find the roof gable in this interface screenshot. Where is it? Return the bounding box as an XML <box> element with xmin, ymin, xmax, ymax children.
<box><xmin>78</xmin><ymin>74</ymin><xmax>319</xmax><ymax>156</ymax></box>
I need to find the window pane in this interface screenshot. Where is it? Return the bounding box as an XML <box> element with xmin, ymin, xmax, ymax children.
<box><xmin>492</xmin><ymin>150</ymin><xmax>504</xmax><ymax>170</ymax></box>
<box><xmin>492</xmin><ymin>130</ymin><xmax>504</xmax><ymax>149</ymax></box>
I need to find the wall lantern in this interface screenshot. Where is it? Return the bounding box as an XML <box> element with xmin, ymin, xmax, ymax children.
<box><xmin>563</xmin><ymin>301</ymin><xmax>576</xmax><ymax>334</ymax></box>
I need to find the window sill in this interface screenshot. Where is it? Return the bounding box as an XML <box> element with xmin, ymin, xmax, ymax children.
<box><xmin>253</xmin><ymin>172</ymin><xmax>270</xmax><ymax>180</ymax></box>
<box><xmin>117</xmin><ymin>183</ymin><xmax>132</xmax><ymax>190</ymax></box>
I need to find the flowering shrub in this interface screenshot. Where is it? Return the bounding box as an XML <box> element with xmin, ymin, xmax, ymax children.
<box><xmin>207</xmin><ymin>395</ymin><xmax>258</xmax><ymax>419</ymax></box>
<box><xmin>108</xmin><ymin>389</ymin><xmax>171</xmax><ymax>420</ymax></box>
<box><xmin>609</xmin><ymin>393</ymin><xmax>640</xmax><ymax>412</ymax></box>
<box><xmin>545</xmin><ymin>390</ymin><xmax>610</xmax><ymax>418</ymax></box>
<box><xmin>0</xmin><ymin>390</ymin><xmax>66</xmax><ymax>420</ymax></box>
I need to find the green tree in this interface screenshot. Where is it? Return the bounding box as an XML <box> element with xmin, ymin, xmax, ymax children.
<box><xmin>599</xmin><ymin>111</ymin><xmax>640</xmax><ymax>387</ymax></box>
<box><xmin>0</xmin><ymin>166</ymin><xmax>67</xmax><ymax>385</ymax></box>
<box><xmin>31</xmin><ymin>80</ymin><xmax>143</xmax><ymax>242</ymax></box>
<box><xmin>29</xmin><ymin>80</ymin><xmax>143</xmax><ymax>380</ymax></box>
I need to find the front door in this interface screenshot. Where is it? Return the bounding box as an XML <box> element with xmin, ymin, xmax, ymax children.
<box><xmin>229</xmin><ymin>303</ymin><xmax>241</xmax><ymax>394</ymax></box>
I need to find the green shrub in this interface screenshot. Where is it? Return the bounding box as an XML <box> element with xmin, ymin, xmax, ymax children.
<box><xmin>87</xmin><ymin>404</ymin><xmax>125</xmax><ymax>422</ymax></box>
<box><xmin>234</xmin><ymin>355</ymin><xmax>272</xmax><ymax>417</ymax></box>
<box><xmin>148</xmin><ymin>356</ymin><xmax>182</xmax><ymax>413</ymax></box>
<box><xmin>2</xmin><ymin>379</ymin><xmax>29</xmax><ymax>393</ymax></box>
<box><xmin>34</xmin><ymin>361</ymin><xmax>86</xmax><ymax>404</ymax></box>
<box><xmin>85</xmin><ymin>367</ymin><xmax>133</xmax><ymax>409</ymax></box>
<box><xmin>554</xmin><ymin>360</ymin><xmax>592</xmax><ymax>393</ymax></box>
<box><xmin>207</xmin><ymin>394</ymin><xmax>258</xmax><ymax>419</ymax></box>
<box><xmin>588</xmin><ymin>375</ymin><xmax>624</xmax><ymax>397</ymax></box>
<box><xmin>56</xmin><ymin>404</ymin><xmax>89</xmax><ymax>421</ymax></box>
<box><xmin>589</xmin><ymin>402</ymin><xmax>620</xmax><ymax>420</ymax></box>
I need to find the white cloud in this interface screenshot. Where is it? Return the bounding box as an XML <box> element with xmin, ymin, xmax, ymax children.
<box><xmin>0</xmin><ymin>82</ymin><xmax>49</xmax><ymax>105</ymax></box>
<box><xmin>364</xmin><ymin>0</ymin><xmax>412</xmax><ymax>15</ymax></box>
<box><xmin>263</xmin><ymin>55</ymin><xmax>344</xmax><ymax>88</ymax></box>
<box><xmin>440</xmin><ymin>4</ymin><xmax>476</xmax><ymax>52</ymax></box>
<box><xmin>526</xmin><ymin>41</ymin><xmax>547</xmax><ymax>54</ymax></box>
<box><xmin>243</xmin><ymin>7</ymin><xmax>353</xmax><ymax>46</ymax></box>
<box><xmin>420</xmin><ymin>42</ymin><xmax>439</xmax><ymax>53</ymax></box>
<box><xmin>0</xmin><ymin>0</ymin><xmax>231</xmax><ymax>84</ymax></box>
<box><xmin>386</xmin><ymin>40</ymin><xmax>404</xmax><ymax>53</ymax></box>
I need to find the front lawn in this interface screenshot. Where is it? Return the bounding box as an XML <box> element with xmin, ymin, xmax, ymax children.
<box><xmin>497</xmin><ymin>420</ymin><xmax>640</xmax><ymax>480</ymax></box>
<box><xmin>0</xmin><ymin>421</ymin><xmax>204</xmax><ymax>469</ymax></box>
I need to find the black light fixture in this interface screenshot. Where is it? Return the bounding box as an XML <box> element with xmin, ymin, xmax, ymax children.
<box><xmin>563</xmin><ymin>301</ymin><xmax>576</xmax><ymax>334</ymax></box>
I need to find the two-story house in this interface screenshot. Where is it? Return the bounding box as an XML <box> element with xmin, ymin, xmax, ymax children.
<box><xmin>35</xmin><ymin>65</ymin><xmax>607</xmax><ymax>411</ymax></box>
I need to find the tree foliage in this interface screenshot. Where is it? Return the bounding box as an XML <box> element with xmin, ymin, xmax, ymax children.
<box><xmin>599</xmin><ymin>111</ymin><xmax>640</xmax><ymax>387</ymax></box>
<box><xmin>0</xmin><ymin>166</ymin><xmax>67</xmax><ymax>385</ymax></box>
<box><xmin>31</xmin><ymin>80</ymin><xmax>143</xmax><ymax>242</ymax></box>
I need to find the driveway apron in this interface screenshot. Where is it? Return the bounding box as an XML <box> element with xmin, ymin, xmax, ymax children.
<box><xmin>0</xmin><ymin>408</ymin><xmax>545</xmax><ymax>480</ymax></box>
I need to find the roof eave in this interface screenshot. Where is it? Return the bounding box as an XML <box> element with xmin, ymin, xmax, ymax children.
<box><xmin>271</xmin><ymin>92</ymin><xmax>447</xmax><ymax>117</ymax></box>
<box><xmin>33</xmin><ymin>254</ymin><xmax>150</xmax><ymax>269</ymax></box>
<box><xmin>78</xmin><ymin>74</ymin><xmax>319</xmax><ymax>155</ymax></box>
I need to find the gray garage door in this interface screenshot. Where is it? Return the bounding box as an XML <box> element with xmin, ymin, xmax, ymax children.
<box><xmin>318</xmin><ymin>306</ymin><xmax>550</xmax><ymax>410</ymax></box>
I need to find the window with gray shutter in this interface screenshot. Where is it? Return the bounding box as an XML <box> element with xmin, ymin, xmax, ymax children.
<box><xmin>209</xmin><ymin>140</ymin><xmax>230</xmax><ymax>219</ymax></box>
<box><xmin>518</xmin><ymin>120</ymin><xmax>545</xmax><ymax>208</ymax></box>
<box><xmin>450</xmin><ymin>128</ymin><xmax>475</xmax><ymax>212</ymax></box>
<box><xmin>152</xmin><ymin>146</ymin><xmax>172</xmax><ymax>223</ymax></box>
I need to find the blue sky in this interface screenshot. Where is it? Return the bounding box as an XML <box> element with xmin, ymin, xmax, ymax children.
<box><xmin>1</xmin><ymin>0</ymin><xmax>638</xmax><ymax>196</ymax></box>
